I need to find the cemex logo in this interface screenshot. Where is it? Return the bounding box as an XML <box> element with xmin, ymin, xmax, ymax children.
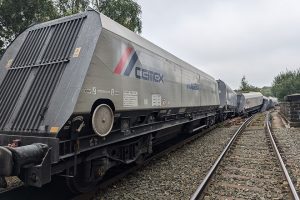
<box><xmin>187</xmin><ymin>83</ymin><xmax>201</xmax><ymax>91</ymax></box>
<box><xmin>114</xmin><ymin>47</ymin><xmax>164</xmax><ymax>83</ymax></box>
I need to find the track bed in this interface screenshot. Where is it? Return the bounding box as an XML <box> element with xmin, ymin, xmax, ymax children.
<box><xmin>271</xmin><ymin>111</ymin><xmax>300</xmax><ymax>195</ymax></box>
<box><xmin>199</xmin><ymin>114</ymin><xmax>291</xmax><ymax>199</ymax></box>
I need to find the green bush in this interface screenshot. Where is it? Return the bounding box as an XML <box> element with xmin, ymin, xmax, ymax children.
<box><xmin>271</xmin><ymin>69</ymin><xmax>300</xmax><ymax>101</ymax></box>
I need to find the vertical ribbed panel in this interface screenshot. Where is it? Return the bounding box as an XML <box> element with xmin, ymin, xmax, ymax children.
<box><xmin>0</xmin><ymin>68</ymin><xmax>31</xmax><ymax>129</ymax></box>
<box><xmin>11</xmin><ymin>16</ymin><xmax>84</xmax><ymax>68</ymax></box>
<box><xmin>41</xmin><ymin>17</ymin><xmax>84</xmax><ymax>63</ymax></box>
<box><xmin>12</xmin><ymin>63</ymin><xmax>66</xmax><ymax>131</ymax></box>
<box><xmin>0</xmin><ymin>15</ymin><xmax>85</xmax><ymax>132</ymax></box>
<box><xmin>11</xmin><ymin>27</ymin><xmax>51</xmax><ymax>68</ymax></box>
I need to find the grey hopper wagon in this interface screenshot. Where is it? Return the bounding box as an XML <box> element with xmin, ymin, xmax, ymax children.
<box><xmin>261</xmin><ymin>96</ymin><xmax>270</xmax><ymax>112</ymax></box>
<box><xmin>0</xmin><ymin>9</ymin><xmax>220</xmax><ymax>192</ymax></box>
<box><xmin>237</xmin><ymin>92</ymin><xmax>263</xmax><ymax>115</ymax></box>
<box><xmin>268</xmin><ymin>97</ymin><xmax>279</xmax><ymax>108</ymax></box>
<box><xmin>217</xmin><ymin>79</ymin><xmax>237</xmax><ymax>119</ymax></box>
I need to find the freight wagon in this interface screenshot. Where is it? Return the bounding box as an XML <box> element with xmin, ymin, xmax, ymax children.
<box><xmin>261</xmin><ymin>96</ymin><xmax>270</xmax><ymax>112</ymax></box>
<box><xmin>0</xmin><ymin>9</ymin><xmax>220</xmax><ymax>192</ymax></box>
<box><xmin>237</xmin><ymin>92</ymin><xmax>263</xmax><ymax>115</ymax></box>
<box><xmin>217</xmin><ymin>79</ymin><xmax>238</xmax><ymax>120</ymax></box>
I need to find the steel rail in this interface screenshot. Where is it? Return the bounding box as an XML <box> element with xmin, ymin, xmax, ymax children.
<box><xmin>190</xmin><ymin>115</ymin><xmax>255</xmax><ymax>200</ymax></box>
<box><xmin>265</xmin><ymin>112</ymin><xmax>299</xmax><ymax>200</ymax></box>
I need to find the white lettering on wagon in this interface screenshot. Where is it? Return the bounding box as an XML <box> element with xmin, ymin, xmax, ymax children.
<box><xmin>73</xmin><ymin>47</ymin><xmax>81</xmax><ymax>58</ymax></box>
<box><xmin>97</xmin><ymin>89</ymin><xmax>110</xmax><ymax>94</ymax></box>
<box><xmin>82</xmin><ymin>87</ymin><xmax>120</xmax><ymax>96</ymax></box>
<box><xmin>152</xmin><ymin>94</ymin><xmax>161</xmax><ymax>106</ymax></box>
<box><xmin>123</xmin><ymin>91</ymin><xmax>138</xmax><ymax>107</ymax></box>
<box><xmin>92</xmin><ymin>87</ymin><xmax>97</xmax><ymax>95</ymax></box>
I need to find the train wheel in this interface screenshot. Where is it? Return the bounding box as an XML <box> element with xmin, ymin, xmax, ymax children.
<box><xmin>135</xmin><ymin>153</ymin><xmax>147</xmax><ymax>165</ymax></box>
<box><xmin>65</xmin><ymin>165</ymin><xmax>98</xmax><ymax>194</ymax></box>
<box><xmin>92</xmin><ymin>104</ymin><xmax>114</xmax><ymax>137</ymax></box>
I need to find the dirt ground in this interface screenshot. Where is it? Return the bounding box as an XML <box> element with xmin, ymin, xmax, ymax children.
<box><xmin>271</xmin><ymin>110</ymin><xmax>286</xmax><ymax>128</ymax></box>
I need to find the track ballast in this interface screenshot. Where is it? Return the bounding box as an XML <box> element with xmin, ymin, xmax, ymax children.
<box><xmin>191</xmin><ymin>113</ymin><xmax>299</xmax><ymax>200</ymax></box>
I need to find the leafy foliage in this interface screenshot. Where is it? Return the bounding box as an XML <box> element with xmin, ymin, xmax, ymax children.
<box><xmin>54</xmin><ymin>0</ymin><xmax>90</xmax><ymax>16</ymax></box>
<box><xmin>271</xmin><ymin>69</ymin><xmax>300</xmax><ymax>101</ymax></box>
<box><xmin>238</xmin><ymin>75</ymin><xmax>261</xmax><ymax>93</ymax></box>
<box><xmin>260</xmin><ymin>86</ymin><xmax>272</xmax><ymax>97</ymax></box>
<box><xmin>0</xmin><ymin>0</ymin><xmax>142</xmax><ymax>57</ymax></box>
<box><xmin>93</xmin><ymin>0</ymin><xmax>142</xmax><ymax>33</ymax></box>
<box><xmin>0</xmin><ymin>0</ymin><xmax>59</xmax><ymax>55</ymax></box>
<box><xmin>237</xmin><ymin>76</ymin><xmax>274</xmax><ymax>97</ymax></box>
<box><xmin>53</xmin><ymin>0</ymin><xmax>142</xmax><ymax>33</ymax></box>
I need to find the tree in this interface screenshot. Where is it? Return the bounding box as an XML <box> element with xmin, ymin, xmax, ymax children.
<box><xmin>0</xmin><ymin>0</ymin><xmax>143</xmax><ymax>57</ymax></box>
<box><xmin>54</xmin><ymin>0</ymin><xmax>90</xmax><ymax>16</ymax></box>
<box><xmin>271</xmin><ymin>69</ymin><xmax>300</xmax><ymax>101</ymax></box>
<box><xmin>0</xmin><ymin>0</ymin><xmax>58</xmax><ymax>56</ymax></box>
<box><xmin>239</xmin><ymin>75</ymin><xmax>260</xmax><ymax>92</ymax></box>
<box><xmin>240</xmin><ymin>76</ymin><xmax>250</xmax><ymax>91</ymax></box>
<box><xmin>54</xmin><ymin>0</ymin><xmax>142</xmax><ymax>33</ymax></box>
<box><xmin>260</xmin><ymin>86</ymin><xmax>272</xmax><ymax>97</ymax></box>
<box><xmin>93</xmin><ymin>0</ymin><xmax>142</xmax><ymax>33</ymax></box>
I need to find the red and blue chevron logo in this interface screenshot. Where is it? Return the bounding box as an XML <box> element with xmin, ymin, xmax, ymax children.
<box><xmin>113</xmin><ymin>47</ymin><xmax>138</xmax><ymax>76</ymax></box>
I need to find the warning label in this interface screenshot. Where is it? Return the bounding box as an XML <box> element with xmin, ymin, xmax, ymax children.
<box><xmin>123</xmin><ymin>91</ymin><xmax>138</xmax><ymax>107</ymax></box>
<box><xmin>152</xmin><ymin>94</ymin><xmax>161</xmax><ymax>106</ymax></box>
<box><xmin>5</xmin><ymin>59</ymin><xmax>13</xmax><ymax>69</ymax></box>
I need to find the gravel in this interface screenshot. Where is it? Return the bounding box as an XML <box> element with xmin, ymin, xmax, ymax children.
<box><xmin>272</xmin><ymin>127</ymin><xmax>300</xmax><ymax>193</ymax></box>
<box><xmin>203</xmin><ymin>115</ymin><xmax>290</xmax><ymax>200</ymax></box>
<box><xmin>93</xmin><ymin>127</ymin><xmax>238</xmax><ymax>200</ymax></box>
<box><xmin>0</xmin><ymin>177</ymin><xmax>23</xmax><ymax>193</ymax></box>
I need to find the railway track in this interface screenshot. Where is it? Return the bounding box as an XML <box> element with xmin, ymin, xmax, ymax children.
<box><xmin>73</xmin><ymin>118</ymin><xmax>245</xmax><ymax>200</ymax></box>
<box><xmin>271</xmin><ymin>111</ymin><xmax>300</xmax><ymax>195</ymax></box>
<box><xmin>191</xmin><ymin>113</ymin><xmax>300</xmax><ymax>200</ymax></box>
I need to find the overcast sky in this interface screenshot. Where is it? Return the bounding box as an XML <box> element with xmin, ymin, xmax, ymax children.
<box><xmin>136</xmin><ymin>0</ymin><xmax>300</xmax><ymax>89</ymax></box>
